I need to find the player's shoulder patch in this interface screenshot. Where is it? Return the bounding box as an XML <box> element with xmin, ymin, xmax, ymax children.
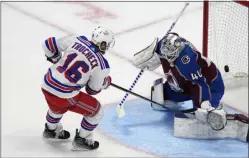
<box><xmin>181</xmin><ymin>55</ymin><xmax>190</xmax><ymax>64</ymax></box>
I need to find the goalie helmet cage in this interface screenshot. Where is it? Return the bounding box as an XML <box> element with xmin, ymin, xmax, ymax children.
<box><xmin>202</xmin><ymin>1</ymin><xmax>249</xmax><ymax>88</ymax></box>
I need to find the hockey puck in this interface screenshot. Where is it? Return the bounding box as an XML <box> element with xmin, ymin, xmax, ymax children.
<box><xmin>224</xmin><ymin>65</ymin><xmax>229</xmax><ymax>72</ymax></box>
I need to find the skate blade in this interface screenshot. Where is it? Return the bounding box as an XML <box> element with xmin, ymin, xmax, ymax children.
<box><xmin>71</xmin><ymin>147</ymin><xmax>89</xmax><ymax>151</ymax></box>
<box><xmin>71</xmin><ymin>142</ymin><xmax>89</xmax><ymax>151</ymax></box>
<box><xmin>42</xmin><ymin>136</ymin><xmax>70</xmax><ymax>142</ymax></box>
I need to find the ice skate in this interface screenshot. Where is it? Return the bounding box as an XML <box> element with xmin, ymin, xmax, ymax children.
<box><xmin>72</xmin><ymin>129</ymin><xmax>99</xmax><ymax>151</ymax></box>
<box><xmin>43</xmin><ymin>123</ymin><xmax>70</xmax><ymax>139</ymax></box>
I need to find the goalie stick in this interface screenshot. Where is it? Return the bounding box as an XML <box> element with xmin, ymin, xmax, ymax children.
<box><xmin>116</xmin><ymin>2</ymin><xmax>190</xmax><ymax>117</ymax></box>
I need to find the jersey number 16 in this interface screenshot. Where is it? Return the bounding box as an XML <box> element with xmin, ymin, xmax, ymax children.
<box><xmin>56</xmin><ymin>53</ymin><xmax>89</xmax><ymax>83</ymax></box>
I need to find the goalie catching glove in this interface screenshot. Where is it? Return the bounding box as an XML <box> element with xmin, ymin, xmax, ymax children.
<box><xmin>132</xmin><ymin>38</ymin><xmax>161</xmax><ymax>71</ymax></box>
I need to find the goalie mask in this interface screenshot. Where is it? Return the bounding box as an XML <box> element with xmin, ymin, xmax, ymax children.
<box><xmin>160</xmin><ymin>33</ymin><xmax>185</xmax><ymax>63</ymax></box>
<box><xmin>91</xmin><ymin>26</ymin><xmax>115</xmax><ymax>53</ymax></box>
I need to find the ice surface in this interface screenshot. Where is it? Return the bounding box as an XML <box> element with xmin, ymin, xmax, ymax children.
<box><xmin>2</xmin><ymin>2</ymin><xmax>247</xmax><ymax>157</ymax></box>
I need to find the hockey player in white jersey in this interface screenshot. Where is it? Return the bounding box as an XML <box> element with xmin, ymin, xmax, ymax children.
<box><xmin>41</xmin><ymin>26</ymin><xmax>115</xmax><ymax>150</ymax></box>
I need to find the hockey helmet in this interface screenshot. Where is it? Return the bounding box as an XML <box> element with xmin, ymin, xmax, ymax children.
<box><xmin>91</xmin><ymin>26</ymin><xmax>115</xmax><ymax>53</ymax></box>
<box><xmin>160</xmin><ymin>32</ymin><xmax>184</xmax><ymax>63</ymax></box>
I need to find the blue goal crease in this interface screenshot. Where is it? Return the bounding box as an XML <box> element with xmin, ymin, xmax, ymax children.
<box><xmin>99</xmin><ymin>99</ymin><xmax>248</xmax><ymax>157</ymax></box>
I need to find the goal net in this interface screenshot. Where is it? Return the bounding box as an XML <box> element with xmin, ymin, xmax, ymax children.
<box><xmin>202</xmin><ymin>1</ymin><xmax>248</xmax><ymax>88</ymax></box>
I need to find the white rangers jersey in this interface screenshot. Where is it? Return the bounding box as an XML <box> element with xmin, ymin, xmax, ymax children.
<box><xmin>41</xmin><ymin>35</ymin><xmax>110</xmax><ymax>98</ymax></box>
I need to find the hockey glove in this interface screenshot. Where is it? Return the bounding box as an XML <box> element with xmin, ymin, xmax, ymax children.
<box><xmin>102</xmin><ymin>76</ymin><xmax>112</xmax><ymax>89</ymax></box>
<box><xmin>46</xmin><ymin>52</ymin><xmax>61</xmax><ymax>64</ymax></box>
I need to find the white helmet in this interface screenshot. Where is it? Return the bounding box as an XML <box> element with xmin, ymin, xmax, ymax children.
<box><xmin>160</xmin><ymin>33</ymin><xmax>185</xmax><ymax>63</ymax></box>
<box><xmin>91</xmin><ymin>26</ymin><xmax>115</xmax><ymax>53</ymax></box>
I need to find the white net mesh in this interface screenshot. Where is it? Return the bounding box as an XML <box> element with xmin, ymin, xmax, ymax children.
<box><xmin>206</xmin><ymin>2</ymin><xmax>248</xmax><ymax>88</ymax></box>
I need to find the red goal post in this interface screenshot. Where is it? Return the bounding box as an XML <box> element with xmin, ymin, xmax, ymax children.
<box><xmin>202</xmin><ymin>1</ymin><xmax>248</xmax><ymax>88</ymax></box>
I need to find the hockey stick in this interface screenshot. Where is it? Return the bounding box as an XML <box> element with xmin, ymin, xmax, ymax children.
<box><xmin>112</xmin><ymin>83</ymin><xmax>197</xmax><ymax>113</ymax></box>
<box><xmin>112</xmin><ymin>83</ymin><xmax>249</xmax><ymax>126</ymax></box>
<box><xmin>116</xmin><ymin>2</ymin><xmax>190</xmax><ymax>117</ymax></box>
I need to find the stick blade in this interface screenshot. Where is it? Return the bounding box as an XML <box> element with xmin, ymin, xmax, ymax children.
<box><xmin>116</xmin><ymin>105</ymin><xmax>126</xmax><ymax>118</ymax></box>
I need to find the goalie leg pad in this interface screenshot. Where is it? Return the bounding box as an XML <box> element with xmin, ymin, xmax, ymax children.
<box><xmin>151</xmin><ymin>79</ymin><xmax>185</xmax><ymax>110</ymax></box>
<box><xmin>151</xmin><ymin>78</ymin><xmax>182</xmax><ymax>110</ymax></box>
<box><xmin>237</xmin><ymin>120</ymin><xmax>249</xmax><ymax>142</ymax></box>
<box><xmin>174</xmin><ymin>113</ymin><xmax>248</xmax><ymax>142</ymax></box>
<box><xmin>151</xmin><ymin>78</ymin><xmax>165</xmax><ymax>110</ymax></box>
